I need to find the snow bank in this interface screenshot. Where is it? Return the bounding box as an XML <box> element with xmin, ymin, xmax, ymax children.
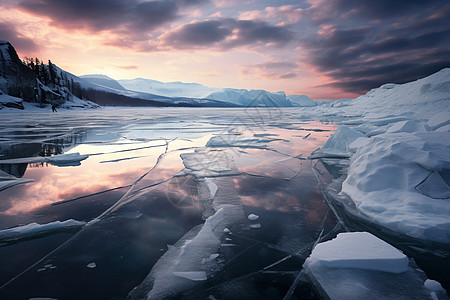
<box><xmin>0</xmin><ymin>91</ymin><xmax>24</xmax><ymax>110</ymax></box>
<box><xmin>341</xmin><ymin>131</ymin><xmax>450</xmax><ymax>243</ymax></box>
<box><xmin>305</xmin><ymin>232</ymin><xmax>408</xmax><ymax>274</ymax></box>
<box><xmin>0</xmin><ymin>219</ymin><xmax>86</xmax><ymax>242</ymax></box>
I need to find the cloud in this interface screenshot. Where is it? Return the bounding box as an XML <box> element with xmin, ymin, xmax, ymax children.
<box><xmin>240</xmin><ymin>5</ymin><xmax>306</xmax><ymax>23</ymax></box>
<box><xmin>0</xmin><ymin>21</ymin><xmax>38</xmax><ymax>53</ymax></box>
<box><xmin>115</xmin><ymin>65</ymin><xmax>139</xmax><ymax>70</ymax></box>
<box><xmin>163</xmin><ymin>18</ymin><xmax>294</xmax><ymax>50</ymax></box>
<box><xmin>17</xmin><ymin>0</ymin><xmax>206</xmax><ymax>33</ymax></box>
<box><xmin>239</xmin><ymin>61</ymin><xmax>298</xmax><ymax>80</ymax></box>
<box><xmin>299</xmin><ymin>0</ymin><xmax>450</xmax><ymax>94</ymax></box>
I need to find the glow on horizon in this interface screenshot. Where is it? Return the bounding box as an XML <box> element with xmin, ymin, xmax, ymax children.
<box><xmin>1</xmin><ymin>0</ymin><xmax>448</xmax><ymax>100</ymax></box>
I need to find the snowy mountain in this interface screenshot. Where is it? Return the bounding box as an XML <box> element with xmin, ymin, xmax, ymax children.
<box><xmin>80</xmin><ymin>74</ymin><xmax>127</xmax><ymax>91</ymax></box>
<box><xmin>118</xmin><ymin>78</ymin><xmax>220</xmax><ymax>98</ymax></box>
<box><xmin>287</xmin><ymin>94</ymin><xmax>318</xmax><ymax>107</ymax></box>
<box><xmin>0</xmin><ymin>40</ymin><xmax>99</xmax><ymax>110</ymax></box>
<box><xmin>205</xmin><ymin>88</ymin><xmax>293</xmax><ymax>107</ymax></box>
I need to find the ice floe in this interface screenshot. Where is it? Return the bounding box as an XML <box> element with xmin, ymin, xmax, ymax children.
<box><xmin>304</xmin><ymin>232</ymin><xmax>446</xmax><ymax>300</ymax></box>
<box><xmin>305</xmin><ymin>232</ymin><xmax>408</xmax><ymax>274</ymax></box>
<box><xmin>0</xmin><ymin>219</ymin><xmax>86</xmax><ymax>242</ymax></box>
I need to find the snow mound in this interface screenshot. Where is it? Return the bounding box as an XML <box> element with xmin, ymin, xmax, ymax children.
<box><xmin>0</xmin><ymin>219</ymin><xmax>86</xmax><ymax>242</ymax></box>
<box><xmin>206</xmin><ymin>88</ymin><xmax>292</xmax><ymax>107</ymax></box>
<box><xmin>305</xmin><ymin>232</ymin><xmax>409</xmax><ymax>273</ymax></box>
<box><xmin>313</xmin><ymin>126</ymin><xmax>366</xmax><ymax>158</ymax></box>
<box><xmin>342</xmin><ymin>131</ymin><xmax>450</xmax><ymax>243</ymax></box>
<box><xmin>287</xmin><ymin>94</ymin><xmax>318</xmax><ymax>107</ymax></box>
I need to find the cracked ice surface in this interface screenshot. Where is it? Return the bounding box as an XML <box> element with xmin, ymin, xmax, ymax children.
<box><xmin>0</xmin><ymin>108</ymin><xmax>339</xmax><ymax>299</ymax></box>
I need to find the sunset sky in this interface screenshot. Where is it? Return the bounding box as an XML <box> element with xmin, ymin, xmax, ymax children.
<box><xmin>1</xmin><ymin>0</ymin><xmax>449</xmax><ymax>99</ymax></box>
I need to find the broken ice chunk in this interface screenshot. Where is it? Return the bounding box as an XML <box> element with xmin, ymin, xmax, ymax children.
<box><xmin>223</xmin><ymin>228</ymin><xmax>231</xmax><ymax>233</ymax></box>
<box><xmin>305</xmin><ymin>232</ymin><xmax>408</xmax><ymax>274</ymax></box>
<box><xmin>312</xmin><ymin>126</ymin><xmax>366</xmax><ymax>158</ymax></box>
<box><xmin>172</xmin><ymin>271</ymin><xmax>207</xmax><ymax>281</ymax></box>
<box><xmin>424</xmin><ymin>279</ymin><xmax>446</xmax><ymax>293</ymax></box>
<box><xmin>87</xmin><ymin>262</ymin><xmax>96</xmax><ymax>269</ymax></box>
<box><xmin>0</xmin><ymin>219</ymin><xmax>86</xmax><ymax>242</ymax></box>
<box><xmin>201</xmin><ymin>254</ymin><xmax>219</xmax><ymax>264</ymax></box>
<box><xmin>47</xmin><ymin>152</ymin><xmax>89</xmax><ymax>166</ymax></box>
<box><xmin>247</xmin><ymin>213</ymin><xmax>259</xmax><ymax>221</ymax></box>
<box><xmin>304</xmin><ymin>232</ymin><xmax>435</xmax><ymax>300</ymax></box>
<box><xmin>249</xmin><ymin>223</ymin><xmax>261</xmax><ymax>229</ymax></box>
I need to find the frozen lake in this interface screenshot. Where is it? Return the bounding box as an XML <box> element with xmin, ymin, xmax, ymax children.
<box><xmin>0</xmin><ymin>107</ymin><xmax>341</xmax><ymax>299</ymax></box>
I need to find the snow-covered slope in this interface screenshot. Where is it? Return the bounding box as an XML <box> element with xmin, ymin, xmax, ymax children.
<box><xmin>118</xmin><ymin>78</ymin><xmax>220</xmax><ymax>98</ymax></box>
<box><xmin>205</xmin><ymin>88</ymin><xmax>292</xmax><ymax>107</ymax></box>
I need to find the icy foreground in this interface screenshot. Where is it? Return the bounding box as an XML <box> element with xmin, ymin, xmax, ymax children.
<box><xmin>304</xmin><ymin>232</ymin><xmax>447</xmax><ymax>300</ymax></box>
<box><xmin>312</xmin><ymin>68</ymin><xmax>450</xmax><ymax>244</ymax></box>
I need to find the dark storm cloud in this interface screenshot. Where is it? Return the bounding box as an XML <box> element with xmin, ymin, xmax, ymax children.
<box><xmin>18</xmin><ymin>0</ymin><xmax>206</xmax><ymax>32</ymax></box>
<box><xmin>0</xmin><ymin>21</ymin><xmax>38</xmax><ymax>53</ymax></box>
<box><xmin>164</xmin><ymin>18</ymin><xmax>293</xmax><ymax>50</ymax></box>
<box><xmin>301</xmin><ymin>0</ymin><xmax>450</xmax><ymax>95</ymax></box>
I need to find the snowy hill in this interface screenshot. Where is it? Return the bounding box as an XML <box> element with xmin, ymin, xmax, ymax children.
<box><xmin>205</xmin><ymin>88</ymin><xmax>292</xmax><ymax>107</ymax></box>
<box><xmin>118</xmin><ymin>78</ymin><xmax>220</xmax><ymax>98</ymax></box>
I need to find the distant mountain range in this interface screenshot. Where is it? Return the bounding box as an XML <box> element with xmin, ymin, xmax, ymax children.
<box><xmin>0</xmin><ymin>40</ymin><xmax>318</xmax><ymax>110</ymax></box>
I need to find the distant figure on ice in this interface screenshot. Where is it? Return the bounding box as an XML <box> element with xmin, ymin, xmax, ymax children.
<box><xmin>52</xmin><ymin>105</ymin><xmax>57</xmax><ymax>112</ymax></box>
